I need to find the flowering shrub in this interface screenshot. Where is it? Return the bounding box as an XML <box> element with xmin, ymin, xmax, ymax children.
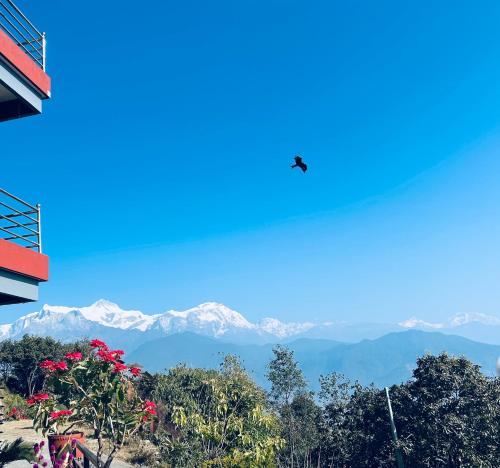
<box><xmin>28</xmin><ymin>339</ymin><xmax>154</xmax><ymax>467</ymax></box>
<box><xmin>3</xmin><ymin>389</ymin><xmax>31</xmax><ymax>421</ymax></box>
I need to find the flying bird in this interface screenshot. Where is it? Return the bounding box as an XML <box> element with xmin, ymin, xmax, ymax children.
<box><xmin>291</xmin><ymin>155</ymin><xmax>308</xmax><ymax>173</ymax></box>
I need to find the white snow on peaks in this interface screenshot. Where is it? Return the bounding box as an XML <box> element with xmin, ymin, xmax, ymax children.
<box><xmin>399</xmin><ymin>312</ymin><xmax>500</xmax><ymax>329</ymax></box>
<box><xmin>3</xmin><ymin>300</ymin><xmax>500</xmax><ymax>345</ymax></box>
<box><xmin>447</xmin><ymin>312</ymin><xmax>500</xmax><ymax>327</ymax></box>
<box><xmin>77</xmin><ymin>299</ymin><xmax>157</xmax><ymax>331</ymax></box>
<box><xmin>258</xmin><ymin>317</ymin><xmax>315</xmax><ymax>338</ymax></box>
<box><xmin>34</xmin><ymin>299</ymin><xmax>157</xmax><ymax>332</ymax></box>
<box><xmin>153</xmin><ymin>302</ymin><xmax>255</xmax><ymax>337</ymax></box>
<box><xmin>0</xmin><ymin>300</ymin><xmax>312</xmax><ymax>341</ymax></box>
<box><xmin>398</xmin><ymin>317</ymin><xmax>444</xmax><ymax>329</ymax></box>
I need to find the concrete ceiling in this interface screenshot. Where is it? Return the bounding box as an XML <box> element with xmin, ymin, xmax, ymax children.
<box><xmin>0</xmin><ymin>82</ymin><xmax>16</xmax><ymax>103</ymax></box>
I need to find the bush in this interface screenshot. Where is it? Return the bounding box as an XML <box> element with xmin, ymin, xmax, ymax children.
<box><xmin>2</xmin><ymin>390</ymin><xmax>31</xmax><ymax>420</ymax></box>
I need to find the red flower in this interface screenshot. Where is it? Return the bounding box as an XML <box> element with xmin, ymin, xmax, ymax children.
<box><xmin>143</xmin><ymin>400</ymin><xmax>157</xmax><ymax>416</ymax></box>
<box><xmin>26</xmin><ymin>393</ymin><xmax>50</xmax><ymax>406</ymax></box>
<box><xmin>90</xmin><ymin>339</ymin><xmax>108</xmax><ymax>349</ymax></box>
<box><xmin>55</xmin><ymin>361</ymin><xmax>68</xmax><ymax>371</ymax></box>
<box><xmin>109</xmin><ymin>349</ymin><xmax>125</xmax><ymax>358</ymax></box>
<box><xmin>113</xmin><ymin>362</ymin><xmax>128</xmax><ymax>373</ymax></box>
<box><xmin>96</xmin><ymin>349</ymin><xmax>117</xmax><ymax>363</ymax></box>
<box><xmin>65</xmin><ymin>352</ymin><xmax>82</xmax><ymax>361</ymax></box>
<box><xmin>129</xmin><ymin>367</ymin><xmax>141</xmax><ymax>377</ymax></box>
<box><xmin>40</xmin><ymin>360</ymin><xmax>56</xmax><ymax>371</ymax></box>
<box><xmin>50</xmin><ymin>410</ymin><xmax>72</xmax><ymax>420</ymax></box>
<box><xmin>40</xmin><ymin>360</ymin><xmax>67</xmax><ymax>372</ymax></box>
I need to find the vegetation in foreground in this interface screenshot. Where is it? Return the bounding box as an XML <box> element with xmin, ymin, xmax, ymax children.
<box><xmin>0</xmin><ymin>335</ymin><xmax>499</xmax><ymax>467</ymax></box>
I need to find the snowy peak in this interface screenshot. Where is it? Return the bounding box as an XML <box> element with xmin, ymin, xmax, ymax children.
<box><xmin>169</xmin><ymin>302</ymin><xmax>254</xmax><ymax>329</ymax></box>
<box><xmin>258</xmin><ymin>317</ymin><xmax>315</xmax><ymax>338</ymax></box>
<box><xmin>78</xmin><ymin>299</ymin><xmax>156</xmax><ymax>331</ymax></box>
<box><xmin>11</xmin><ymin>300</ymin><xmax>156</xmax><ymax>334</ymax></box>
<box><xmin>154</xmin><ymin>302</ymin><xmax>255</xmax><ymax>337</ymax></box>
<box><xmin>399</xmin><ymin>312</ymin><xmax>500</xmax><ymax>329</ymax></box>
<box><xmin>448</xmin><ymin>312</ymin><xmax>500</xmax><ymax>327</ymax></box>
<box><xmin>0</xmin><ymin>300</ymin><xmax>312</xmax><ymax>342</ymax></box>
<box><xmin>398</xmin><ymin>317</ymin><xmax>444</xmax><ymax>329</ymax></box>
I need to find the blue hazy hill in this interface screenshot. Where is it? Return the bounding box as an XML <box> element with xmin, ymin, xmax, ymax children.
<box><xmin>129</xmin><ymin>330</ymin><xmax>500</xmax><ymax>389</ymax></box>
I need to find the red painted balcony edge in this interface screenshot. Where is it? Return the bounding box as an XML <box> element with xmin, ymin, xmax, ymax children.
<box><xmin>0</xmin><ymin>29</ymin><xmax>51</xmax><ymax>98</ymax></box>
<box><xmin>0</xmin><ymin>239</ymin><xmax>49</xmax><ymax>281</ymax></box>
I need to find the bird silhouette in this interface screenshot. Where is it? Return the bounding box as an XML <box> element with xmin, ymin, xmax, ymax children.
<box><xmin>291</xmin><ymin>155</ymin><xmax>308</xmax><ymax>173</ymax></box>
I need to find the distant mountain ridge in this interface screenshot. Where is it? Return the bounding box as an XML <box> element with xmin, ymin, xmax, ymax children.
<box><xmin>1</xmin><ymin>300</ymin><xmax>500</xmax><ymax>350</ymax></box>
<box><xmin>128</xmin><ymin>330</ymin><xmax>500</xmax><ymax>389</ymax></box>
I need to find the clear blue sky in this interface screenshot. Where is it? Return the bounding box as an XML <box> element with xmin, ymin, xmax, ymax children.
<box><xmin>3</xmin><ymin>1</ymin><xmax>500</xmax><ymax>324</ymax></box>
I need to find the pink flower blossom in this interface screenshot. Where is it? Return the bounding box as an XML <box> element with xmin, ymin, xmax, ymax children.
<box><xmin>50</xmin><ymin>410</ymin><xmax>72</xmax><ymax>420</ymax></box>
<box><xmin>113</xmin><ymin>362</ymin><xmax>128</xmax><ymax>373</ymax></box>
<box><xmin>39</xmin><ymin>360</ymin><xmax>56</xmax><ymax>371</ymax></box>
<box><xmin>53</xmin><ymin>361</ymin><xmax>68</xmax><ymax>371</ymax></box>
<box><xmin>65</xmin><ymin>352</ymin><xmax>82</xmax><ymax>361</ymax></box>
<box><xmin>129</xmin><ymin>366</ymin><xmax>141</xmax><ymax>377</ymax></box>
<box><xmin>90</xmin><ymin>339</ymin><xmax>108</xmax><ymax>349</ymax></box>
<box><xmin>143</xmin><ymin>400</ymin><xmax>157</xmax><ymax>416</ymax></box>
<box><xmin>40</xmin><ymin>360</ymin><xmax>67</xmax><ymax>372</ymax></box>
<box><xmin>26</xmin><ymin>393</ymin><xmax>49</xmax><ymax>406</ymax></box>
<box><xmin>96</xmin><ymin>349</ymin><xmax>117</xmax><ymax>363</ymax></box>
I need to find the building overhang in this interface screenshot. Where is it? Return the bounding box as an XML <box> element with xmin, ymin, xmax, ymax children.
<box><xmin>0</xmin><ymin>239</ymin><xmax>48</xmax><ymax>306</ymax></box>
<box><xmin>0</xmin><ymin>23</ymin><xmax>51</xmax><ymax>122</ymax></box>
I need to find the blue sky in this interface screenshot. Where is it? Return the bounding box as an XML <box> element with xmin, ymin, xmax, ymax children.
<box><xmin>3</xmin><ymin>1</ymin><xmax>500</xmax><ymax>323</ymax></box>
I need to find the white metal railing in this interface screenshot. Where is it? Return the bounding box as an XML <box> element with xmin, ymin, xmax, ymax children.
<box><xmin>0</xmin><ymin>0</ymin><xmax>45</xmax><ymax>70</ymax></box>
<box><xmin>0</xmin><ymin>187</ymin><xmax>42</xmax><ymax>252</ymax></box>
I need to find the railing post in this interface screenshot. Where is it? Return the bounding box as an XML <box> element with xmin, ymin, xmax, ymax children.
<box><xmin>42</xmin><ymin>31</ymin><xmax>46</xmax><ymax>71</ymax></box>
<box><xmin>37</xmin><ymin>203</ymin><xmax>42</xmax><ymax>253</ymax></box>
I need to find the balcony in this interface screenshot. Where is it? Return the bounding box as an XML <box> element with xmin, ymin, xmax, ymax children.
<box><xmin>0</xmin><ymin>188</ymin><xmax>48</xmax><ymax>305</ymax></box>
<box><xmin>0</xmin><ymin>0</ymin><xmax>51</xmax><ymax>122</ymax></box>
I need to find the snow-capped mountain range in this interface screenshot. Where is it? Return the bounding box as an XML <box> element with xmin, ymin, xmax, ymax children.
<box><xmin>1</xmin><ymin>300</ymin><xmax>500</xmax><ymax>351</ymax></box>
<box><xmin>0</xmin><ymin>300</ymin><xmax>315</xmax><ymax>349</ymax></box>
<box><xmin>398</xmin><ymin>313</ymin><xmax>500</xmax><ymax>329</ymax></box>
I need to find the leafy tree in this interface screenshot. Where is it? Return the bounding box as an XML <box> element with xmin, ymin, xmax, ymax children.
<box><xmin>267</xmin><ymin>345</ymin><xmax>306</xmax><ymax>407</ymax></box>
<box><xmin>397</xmin><ymin>354</ymin><xmax>500</xmax><ymax>467</ymax></box>
<box><xmin>267</xmin><ymin>345</ymin><xmax>320</xmax><ymax>467</ymax></box>
<box><xmin>0</xmin><ymin>335</ymin><xmax>89</xmax><ymax>396</ymax></box>
<box><xmin>316</xmin><ymin>372</ymin><xmax>353</xmax><ymax>466</ymax></box>
<box><xmin>152</xmin><ymin>355</ymin><xmax>283</xmax><ymax>467</ymax></box>
<box><xmin>317</xmin><ymin>353</ymin><xmax>500</xmax><ymax>467</ymax></box>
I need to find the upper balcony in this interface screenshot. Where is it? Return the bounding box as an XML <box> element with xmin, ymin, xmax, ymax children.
<box><xmin>0</xmin><ymin>188</ymin><xmax>48</xmax><ymax>305</ymax></box>
<box><xmin>0</xmin><ymin>0</ymin><xmax>51</xmax><ymax>122</ymax></box>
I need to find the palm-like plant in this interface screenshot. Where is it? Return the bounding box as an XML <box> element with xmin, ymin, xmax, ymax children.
<box><xmin>0</xmin><ymin>438</ymin><xmax>32</xmax><ymax>467</ymax></box>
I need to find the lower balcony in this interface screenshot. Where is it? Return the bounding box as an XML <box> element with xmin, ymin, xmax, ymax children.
<box><xmin>0</xmin><ymin>239</ymin><xmax>48</xmax><ymax>305</ymax></box>
<box><xmin>0</xmin><ymin>188</ymin><xmax>48</xmax><ymax>306</ymax></box>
